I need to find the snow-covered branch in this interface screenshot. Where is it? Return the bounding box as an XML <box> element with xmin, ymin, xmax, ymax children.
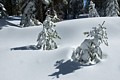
<box><xmin>0</xmin><ymin>3</ymin><xmax>8</xmax><ymax>18</ymax></box>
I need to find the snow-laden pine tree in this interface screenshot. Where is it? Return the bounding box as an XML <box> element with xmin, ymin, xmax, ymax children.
<box><xmin>106</xmin><ymin>0</ymin><xmax>120</xmax><ymax>17</ymax></box>
<box><xmin>36</xmin><ymin>14</ymin><xmax>61</xmax><ymax>50</ymax></box>
<box><xmin>71</xmin><ymin>21</ymin><xmax>108</xmax><ymax>65</ymax></box>
<box><xmin>89</xmin><ymin>1</ymin><xmax>100</xmax><ymax>17</ymax></box>
<box><xmin>20</xmin><ymin>0</ymin><xmax>41</xmax><ymax>27</ymax></box>
<box><xmin>0</xmin><ymin>3</ymin><xmax>8</xmax><ymax>18</ymax></box>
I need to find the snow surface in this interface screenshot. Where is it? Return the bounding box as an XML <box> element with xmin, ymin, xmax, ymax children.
<box><xmin>0</xmin><ymin>17</ymin><xmax>120</xmax><ymax>80</ymax></box>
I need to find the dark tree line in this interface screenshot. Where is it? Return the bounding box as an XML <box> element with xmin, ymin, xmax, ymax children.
<box><xmin>0</xmin><ymin>0</ymin><xmax>120</xmax><ymax>22</ymax></box>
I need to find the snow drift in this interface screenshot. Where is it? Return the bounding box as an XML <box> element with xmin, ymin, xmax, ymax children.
<box><xmin>0</xmin><ymin>17</ymin><xmax>120</xmax><ymax>80</ymax></box>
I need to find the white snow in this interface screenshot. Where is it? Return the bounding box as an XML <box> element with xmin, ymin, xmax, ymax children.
<box><xmin>0</xmin><ymin>17</ymin><xmax>120</xmax><ymax>80</ymax></box>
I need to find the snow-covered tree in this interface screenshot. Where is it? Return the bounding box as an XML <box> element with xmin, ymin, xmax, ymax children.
<box><xmin>36</xmin><ymin>14</ymin><xmax>61</xmax><ymax>50</ymax></box>
<box><xmin>71</xmin><ymin>21</ymin><xmax>108</xmax><ymax>65</ymax></box>
<box><xmin>20</xmin><ymin>0</ymin><xmax>41</xmax><ymax>27</ymax></box>
<box><xmin>0</xmin><ymin>3</ymin><xmax>8</xmax><ymax>18</ymax></box>
<box><xmin>89</xmin><ymin>1</ymin><xmax>100</xmax><ymax>17</ymax></box>
<box><xmin>106</xmin><ymin>0</ymin><xmax>120</xmax><ymax>17</ymax></box>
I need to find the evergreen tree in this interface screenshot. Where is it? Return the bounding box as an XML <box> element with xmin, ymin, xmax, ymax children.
<box><xmin>106</xmin><ymin>0</ymin><xmax>120</xmax><ymax>17</ymax></box>
<box><xmin>69</xmin><ymin>0</ymin><xmax>83</xmax><ymax>19</ymax></box>
<box><xmin>0</xmin><ymin>2</ymin><xmax>8</xmax><ymax>18</ymax></box>
<box><xmin>89</xmin><ymin>1</ymin><xmax>99</xmax><ymax>17</ymax></box>
<box><xmin>20</xmin><ymin>0</ymin><xmax>41</xmax><ymax>27</ymax></box>
<box><xmin>72</xmin><ymin>21</ymin><xmax>108</xmax><ymax>65</ymax></box>
<box><xmin>11</xmin><ymin>0</ymin><xmax>22</xmax><ymax>16</ymax></box>
<box><xmin>36</xmin><ymin>13</ymin><xmax>61</xmax><ymax>50</ymax></box>
<box><xmin>51</xmin><ymin>0</ymin><xmax>68</xmax><ymax>20</ymax></box>
<box><xmin>97</xmin><ymin>1</ymin><xmax>106</xmax><ymax>17</ymax></box>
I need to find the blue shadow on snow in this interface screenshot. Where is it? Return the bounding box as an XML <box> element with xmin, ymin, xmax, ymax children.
<box><xmin>11</xmin><ymin>45</ymin><xmax>38</xmax><ymax>50</ymax></box>
<box><xmin>49</xmin><ymin>59</ymin><xmax>81</xmax><ymax>78</ymax></box>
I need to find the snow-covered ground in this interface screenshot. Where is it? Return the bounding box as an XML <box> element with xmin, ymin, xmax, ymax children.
<box><xmin>0</xmin><ymin>17</ymin><xmax>120</xmax><ymax>80</ymax></box>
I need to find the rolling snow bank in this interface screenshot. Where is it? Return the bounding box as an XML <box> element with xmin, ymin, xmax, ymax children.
<box><xmin>0</xmin><ymin>17</ymin><xmax>120</xmax><ymax>80</ymax></box>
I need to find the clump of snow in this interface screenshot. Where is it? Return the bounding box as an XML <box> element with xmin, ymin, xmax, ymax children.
<box><xmin>42</xmin><ymin>0</ymin><xmax>51</xmax><ymax>5</ymax></box>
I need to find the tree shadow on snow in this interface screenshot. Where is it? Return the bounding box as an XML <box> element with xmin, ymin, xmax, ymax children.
<box><xmin>0</xmin><ymin>18</ymin><xmax>20</xmax><ymax>29</ymax></box>
<box><xmin>6</xmin><ymin>17</ymin><xmax>21</xmax><ymax>27</ymax></box>
<box><xmin>8</xmin><ymin>16</ymin><xmax>21</xmax><ymax>21</ymax></box>
<box><xmin>0</xmin><ymin>19</ymin><xmax>8</xmax><ymax>29</ymax></box>
<box><xmin>49</xmin><ymin>59</ymin><xmax>82</xmax><ymax>78</ymax></box>
<box><xmin>7</xmin><ymin>21</ymin><xmax>20</xmax><ymax>27</ymax></box>
<box><xmin>11</xmin><ymin>45</ymin><xmax>39</xmax><ymax>50</ymax></box>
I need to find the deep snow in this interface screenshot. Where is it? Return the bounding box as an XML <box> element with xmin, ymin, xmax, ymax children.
<box><xmin>0</xmin><ymin>17</ymin><xmax>120</xmax><ymax>80</ymax></box>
